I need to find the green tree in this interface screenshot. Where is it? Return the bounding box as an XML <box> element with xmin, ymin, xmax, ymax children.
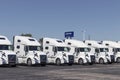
<box><xmin>20</xmin><ymin>33</ymin><xmax>32</xmax><ymax>37</ymax></box>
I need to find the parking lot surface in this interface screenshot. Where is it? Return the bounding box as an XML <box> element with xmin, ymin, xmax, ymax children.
<box><xmin>0</xmin><ymin>64</ymin><xmax>120</xmax><ymax>80</ymax></box>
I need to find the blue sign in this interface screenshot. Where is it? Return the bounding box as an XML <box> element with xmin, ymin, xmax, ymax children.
<box><xmin>65</xmin><ymin>31</ymin><xmax>74</xmax><ymax>38</ymax></box>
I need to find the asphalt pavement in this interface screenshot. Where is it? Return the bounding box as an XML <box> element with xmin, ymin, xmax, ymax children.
<box><xmin>0</xmin><ymin>63</ymin><xmax>120</xmax><ymax>80</ymax></box>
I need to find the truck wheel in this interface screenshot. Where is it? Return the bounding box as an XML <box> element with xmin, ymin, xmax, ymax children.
<box><xmin>56</xmin><ymin>58</ymin><xmax>61</xmax><ymax>66</ymax></box>
<box><xmin>27</xmin><ymin>59</ymin><xmax>32</xmax><ymax>66</ymax></box>
<box><xmin>99</xmin><ymin>58</ymin><xmax>104</xmax><ymax>64</ymax></box>
<box><xmin>78</xmin><ymin>58</ymin><xmax>84</xmax><ymax>65</ymax></box>
<box><xmin>116</xmin><ymin>57</ymin><xmax>120</xmax><ymax>63</ymax></box>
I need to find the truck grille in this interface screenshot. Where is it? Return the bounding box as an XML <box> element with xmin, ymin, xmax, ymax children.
<box><xmin>40</xmin><ymin>55</ymin><xmax>47</xmax><ymax>63</ymax></box>
<box><xmin>8</xmin><ymin>55</ymin><xmax>16</xmax><ymax>64</ymax></box>
<box><xmin>111</xmin><ymin>55</ymin><xmax>115</xmax><ymax>62</ymax></box>
<box><xmin>91</xmin><ymin>55</ymin><xmax>95</xmax><ymax>63</ymax></box>
<box><xmin>68</xmin><ymin>55</ymin><xmax>74</xmax><ymax>63</ymax></box>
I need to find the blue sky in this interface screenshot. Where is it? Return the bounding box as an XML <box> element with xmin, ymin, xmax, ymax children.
<box><xmin>0</xmin><ymin>0</ymin><xmax>120</xmax><ymax>41</ymax></box>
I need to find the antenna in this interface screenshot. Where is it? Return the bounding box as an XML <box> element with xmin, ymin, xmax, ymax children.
<box><xmin>88</xmin><ymin>35</ymin><xmax>91</xmax><ymax>40</ymax></box>
<box><xmin>82</xmin><ymin>30</ymin><xmax>86</xmax><ymax>41</ymax></box>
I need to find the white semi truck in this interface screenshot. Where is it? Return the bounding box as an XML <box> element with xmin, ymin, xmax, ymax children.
<box><xmin>39</xmin><ymin>37</ymin><xmax>74</xmax><ymax>66</ymax></box>
<box><xmin>64</xmin><ymin>39</ymin><xmax>95</xmax><ymax>65</ymax></box>
<box><xmin>84</xmin><ymin>40</ymin><xmax>114</xmax><ymax>64</ymax></box>
<box><xmin>13</xmin><ymin>36</ymin><xmax>47</xmax><ymax>66</ymax></box>
<box><xmin>0</xmin><ymin>35</ymin><xmax>16</xmax><ymax>67</ymax></box>
<box><xmin>101</xmin><ymin>41</ymin><xmax>120</xmax><ymax>62</ymax></box>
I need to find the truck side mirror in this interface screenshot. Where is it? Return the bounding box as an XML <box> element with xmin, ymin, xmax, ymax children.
<box><xmin>115</xmin><ymin>50</ymin><xmax>117</xmax><ymax>53</ymax></box>
<box><xmin>95</xmin><ymin>49</ymin><xmax>99</xmax><ymax>53</ymax></box>
<box><xmin>24</xmin><ymin>46</ymin><xmax>28</xmax><ymax>52</ymax></box>
<box><xmin>11</xmin><ymin>46</ymin><xmax>14</xmax><ymax>51</ymax></box>
<box><xmin>53</xmin><ymin>47</ymin><xmax>57</xmax><ymax>53</ymax></box>
<box><xmin>68</xmin><ymin>47</ymin><xmax>71</xmax><ymax>52</ymax></box>
<box><xmin>40</xmin><ymin>47</ymin><xmax>43</xmax><ymax>51</ymax></box>
<box><xmin>75</xmin><ymin>48</ymin><xmax>77</xmax><ymax>53</ymax></box>
<box><xmin>55</xmin><ymin>48</ymin><xmax>57</xmax><ymax>53</ymax></box>
<box><xmin>77</xmin><ymin>49</ymin><xmax>80</xmax><ymax>53</ymax></box>
<box><xmin>113</xmin><ymin>48</ymin><xmax>117</xmax><ymax>53</ymax></box>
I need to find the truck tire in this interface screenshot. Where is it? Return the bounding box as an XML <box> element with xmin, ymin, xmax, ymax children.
<box><xmin>11</xmin><ymin>64</ymin><xmax>16</xmax><ymax>67</ymax></box>
<box><xmin>56</xmin><ymin>58</ymin><xmax>61</xmax><ymax>66</ymax></box>
<box><xmin>68</xmin><ymin>63</ymin><xmax>73</xmax><ymax>66</ymax></box>
<box><xmin>41</xmin><ymin>63</ymin><xmax>46</xmax><ymax>66</ymax></box>
<box><xmin>27</xmin><ymin>59</ymin><xmax>32</xmax><ymax>66</ymax></box>
<box><xmin>89</xmin><ymin>63</ymin><xmax>93</xmax><ymax>65</ymax></box>
<box><xmin>99</xmin><ymin>58</ymin><xmax>104</xmax><ymax>64</ymax></box>
<box><xmin>116</xmin><ymin>57</ymin><xmax>120</xmax><ymax>63</ymax></box>
<box><xmin>78</xmin><ymin>58</ymin><xmax>84</xmax><ymax>65</ymax></box>
<box><xmin>9</xmin><ymin>64</ymin><xmax>16</xmax><ymax>67</ymax></box>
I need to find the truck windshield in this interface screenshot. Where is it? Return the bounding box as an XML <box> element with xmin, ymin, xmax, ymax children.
<box><xmin>28</xmin><ymin>46</ymin><xmax>41</xmax><ymax>51</ymax></box>
<box><xmin>0</xmin><ymin>45</ymin><xmax>12</xmax><ymax>50</ymax></box>
<box><xmin>57</xmin><ymin>47</ymin><xmax>70</xmax><ymax>52</ymax></box>
<box><xmin>100</xmin><ymin>48</ymin><xmax>108</xmax><ymax>52</ymax></box>
<box><xmin>78</xmin><ymin>48</ymin><xmax>91</xmax><ymax>52</ymax></box>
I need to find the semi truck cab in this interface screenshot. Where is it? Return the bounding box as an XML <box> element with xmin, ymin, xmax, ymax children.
<box><xmin>64</xmin><ymin>39</ymin><xmax>95</xmax><ymax>65</ymax></box>
<box><xmin>39</xmin><ymin>38</ymin><xmax>74</xmax><ymax>66</ymax></box>
<box><xmin>0</xmin><ymin>35</ymin><xmax>16</xmax><ymax>67</ymax></box>
<box><xmin>13</xmin><ymin>36</ymin><xmax>47</xmax><ymax>66</ymax></box>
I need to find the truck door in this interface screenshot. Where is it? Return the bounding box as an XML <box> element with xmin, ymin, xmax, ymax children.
<box><xmin>95</xmin><ymin>48</ymin><xmax>99</xmax><ymax>58</ymax></box>
<box><xmin>16</xmin><ymin>44</ymin><xmax>26</xmax><ymax>63</ymax></box>
<box><xmin>52</xmin><ymin>46</ymin><xmax>57</xmax><ymax>57</ymax></box>
<box><xmin>24</xmin><ymin>46</ymin><xmax>29</xmax><ymax>56</ymax></box>
<box><xmin>45</xmin><ymin>46</ymin><xmax>54</xmax><ymax>58</ymax></box>
<box><xmin>16</xmin><ymin>45</ymin><xmax>25</xmax><ymax>57</ymax></box>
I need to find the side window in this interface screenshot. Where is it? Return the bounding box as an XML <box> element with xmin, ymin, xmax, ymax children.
<box><xmin>45</xmin><ymin>47</ymin><xmax>49</xmax><ymax>50</ymax></box>
<box><xmin>106</xmin><ymin>44</ymin><xmax>109</xmax><ymax>46</ymax></box>
<box><xmin>46</xmin><ymin>41</ymin><xmax>49</xmax><ymax>44</ymax></box>
<box><xmin>17</xmin><ymin>45</ymin><xmax>20</xmax><ymax>49</ymax></box>
<box><xmin>88</xmin><ymin>43</ymin><xmax>91</xmax><ymax>46</ymax></box>
<box><xmin>68</xmin><ymin>42</ymin><xmax>71</xmax><ymax>45</ymax></box>
<box><xmin>17</xmin><ymin>40</ymin><xmax>21</xmax><ymax>42</ymax></box>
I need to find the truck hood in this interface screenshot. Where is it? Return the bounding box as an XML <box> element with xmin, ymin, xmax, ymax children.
<box><xmin>57</xmin><ymin>51</ymin><xmax>73</xmax><ymax>56</ymax></box>
<box><xmin>86</xmin><ymin>52</ymin><xmax>95</xmax><ymax>55</ymax></box>
<box><xmin>0</xmin><ymin>50</ymin><xmax>16</xmax><ymax>55</ymax></box>
<box><xmin>28</xmin><ymin>51</ymin><xmax>46</xmax><ymax>55</ymax></box>
<box><xmin>0</xmin><ymin>50</ymin><xmax>16</xmax><ymax>57</ymax></box>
